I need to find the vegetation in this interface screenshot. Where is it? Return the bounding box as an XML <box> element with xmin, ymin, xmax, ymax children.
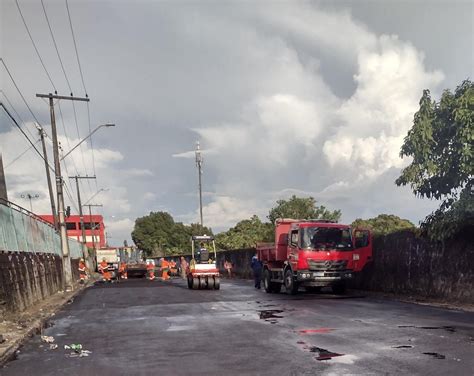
<box><xmin>215</xmin><ymin>215</ymin><xmax>273</xmax><ymax>250</ymax></box>
<box><xmin>267</xmin><ymin>195</ymin><xmax>341</xmax><ymax>224</ymax></box>
<box><xmin>351</xmin><ymin>214</ymin><xmax>415</xmax><ymax>236</ymax></box>
<box><xmin>131</xmin><ymin>211</ymin><xmax>212</xmax><ymax>256</ymax></box>
<box><xmin>396</xmin><ymin>80</ymin><xmax>474</xmax><ymax>240</ymax></box>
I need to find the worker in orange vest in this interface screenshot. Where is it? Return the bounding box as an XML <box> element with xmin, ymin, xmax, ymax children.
<box><xmin>119</xmin><ymin>262</ymin><xmax>128</xmax><ymax>280</ymax></box>
<box><xmin>161</xmin><ymin>258</ymin><xmax>170</xmax><ymax>281</ymax></box>
<box><xmin>146</xmin><ymin>261</ymin><xmax>155</xmax><ymax>281</ymax></box>
<box><xmin>169</xmin><ymin>259</ymin><xmax>177</xmax><ymax>276</ymax></box>
<box><xmin>99</xmin><ymin>258</ymin><xmax>111</xmax><ymax>282</ymax></box>
<box><xmin>78</xmin><ymin>258</ymin><xmax>88</xmax><ymax>284</ymax></box>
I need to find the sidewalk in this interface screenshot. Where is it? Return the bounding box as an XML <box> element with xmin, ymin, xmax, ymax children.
<box><xmin>0</xmin><ymin>276</ymin><xmax>97</xmax><ymax>366</ymax></box>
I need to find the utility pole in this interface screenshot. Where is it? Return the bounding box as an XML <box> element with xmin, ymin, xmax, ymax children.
<box><xmin>82</xmin><ymin>203</ymin><xmax>102</xmax><ymax>271</ymax></box>
<box><xmin>195</xmin><ymin>141</ymin><xmax>204</xmax><ymax>228</ymax></box>
<box><xmin>69</xmin><ymin>175</ymin><xmax>96</xmax><ymax>260</ymax></box>
<box><xmin>36</xmin><ymin>124</ymin><xmax>58</xmax><ymax>229</ymax></box>
<box><xmin>36</xmin><ymin>93</ymin><xmax>89</xmax><ymax>290</ymax></box>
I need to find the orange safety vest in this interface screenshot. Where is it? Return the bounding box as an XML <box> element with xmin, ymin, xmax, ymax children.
<box><xmin>78</xmin><ymin>261</ymin><xmax>86</xmax><ymax>272</ymax></box>
<box><xmin>146</xmin><ymin>263</ymin><xmax>154</xmax><ymax>270</ymax></box>
<box><xmin>100</xmin><ymin>261</ymin><xmax>108</xmax><ymax>272</ymax></box>
<box><xmin>161</xmin><ymin>260</ymin><xmax>169</xmax><ymax>268</ymax></box>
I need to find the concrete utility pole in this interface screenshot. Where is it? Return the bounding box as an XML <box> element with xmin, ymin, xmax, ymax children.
<box><xmin>83</xmin><ymin>204</ymin><xmax>102</xmax><ymax>251</ymax></box>
<box><xmin>69</xmin><ymin>175</ymin><xmax>96</xmax><ymax>260</ymax></box>
<box><xmin>36</xmin><ymin>124</ymin><xmax>58</xmax><ymax>229</ymax></box>
<box><xmin>36</xmin><ymin>93</ymin><xmax>90</xmax><ymax>290</ymax></box>
<box><xmin>195</xmin><ymin>141</ymin><xmax>204</xmax><ymax>228</ymax></box>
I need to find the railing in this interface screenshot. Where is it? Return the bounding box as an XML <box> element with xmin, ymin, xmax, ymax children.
<box><xmin>0</xmin><ymin>199</ymin><xmax>82</xmax><ymax>258</ymax></box>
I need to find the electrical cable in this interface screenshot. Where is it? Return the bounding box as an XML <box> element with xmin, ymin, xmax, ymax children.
<box><xmin>0</xmin><ymin>89</ymin><xmax>37</xmax><ymax>141</ymax></box>
<box><xmin>4</xmin><ymin>139</ymin><xmax>41</xmax><ymax>169</ymax></box>
<box><xmin>15</xmin><ymin>0</ymin><xmax>57</xmax><ymax>93</ymax></box>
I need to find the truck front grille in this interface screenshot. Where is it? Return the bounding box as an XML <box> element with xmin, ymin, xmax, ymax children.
<box><xmin>307</xmin><ymin>259</ymin><xmax>347</xmax><ymax>271</ymax></box>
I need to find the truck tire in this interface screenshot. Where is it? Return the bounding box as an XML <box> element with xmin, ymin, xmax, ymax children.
<box><xmin>207</xmin><ymin>276</ymin><xmax>215</xmax><ymax>289</ymax></box>
<box><xmin>187</xmin><ymin>275</ymin><xmax>193</xmax><ymax>289</ymax></box>
<box><xmin>284</xmin><ymin>268</ymin><xmax>299</xmax><ymax>295</ymax></box>
<box><xmin>199</xmin><ymin>277</ymin><xmax>207</xmax><ymax>289</ymax></box>
<box><xmin>264</xmin><ymin>269</ymin><xmax>281</xmax><ymax>294</ymax></box>
<box><xmin>332</xmin><ymin>283</ymin><xmax>346</xmax><ymax>295</ymax></box>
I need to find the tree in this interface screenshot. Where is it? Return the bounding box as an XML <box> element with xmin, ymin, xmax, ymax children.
<box><xmin>131</xmin><ymin>211</ymin><xmax>213</xmax><ymax>256</ymax></box>
<box><xmin>268</xmin><ymin>195</ymin><xmax>341</xmax><ymax>224</ymax></box>
<box><xmin>215</xmin><ymin>215</ymin><xmax>273</xmax><ymax>250</ymax></box>
<box><xmin>396</xmin><ymin>80</ymin><xmax>474</xmax><ymax>239</ymax></box>
<box><xmin>351</xmin><ymin>214</ymin><xmax>415</xmax><ymax>236</ymax></box>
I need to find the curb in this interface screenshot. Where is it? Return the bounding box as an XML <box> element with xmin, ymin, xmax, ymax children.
<box><xmin>0</xmin><ymin>280</ymin><xmax>94</xmax><ymax>367</ymax></box>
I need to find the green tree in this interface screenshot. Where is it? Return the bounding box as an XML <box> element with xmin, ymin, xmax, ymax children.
<box><xmin>131</xmin><ymin>211</ymin><xmax>213</xmax><ymax>256</ymax></box>
<box><xmin>351</xmin><ymin>214</ymin><xmax>415</xmax><ymax>236</ymax></box>
<box><xmin>396</xmin><ymin>80</ymin><xmax>474</xmax><ymax>239</ymax></box>
<box><xmin>215</xmin><ymin>215</ymin><xmax>273</xmax><ymax>250</ymax></box>
<box><xmin>268</xmin><ymin>195</ymin><xmax>341</xmax><ymax>224</ymax></box>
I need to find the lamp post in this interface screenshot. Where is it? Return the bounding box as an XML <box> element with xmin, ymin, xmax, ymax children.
<box><xmin>21</xmin><ymin>193</ymin><xmax>39</xmax><ymax>212</ymax></box>
<box><xmin>60</xmin><ymin>124</ymin><xmax>115</xmax><ymax>161</ymax></box>
<box><xmin>195</xmin><ymin>141</ymin><xmax>203</xmax><ymax>228</ymax></box>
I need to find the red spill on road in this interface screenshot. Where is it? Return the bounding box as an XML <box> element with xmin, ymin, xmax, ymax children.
<box><xmin>298</xmin><ymin>328</ymin><xmax>334</xmax><ymax>334</ymax></box>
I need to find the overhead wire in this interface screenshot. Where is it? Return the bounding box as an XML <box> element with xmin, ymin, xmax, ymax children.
<box><xmin>65</xmin><ymin>0</ymin><xmax>98</xmax><ymax>191</ymax></box>
<box><xmin>4</xmin><ymin>139</ymin><xmax>42</xmax><ymax>169</ymax></box>
<box><xmin>15</xmin><ymin>0</ymin><xmax>57</xmax><ymax>93</ymax></box>
<box><xmin>0</xmin><ymin>89</ymin><xmax>37</xmax><ymax>141</ymax></box>
<box><xmin>40</xmin><ymin>0</ymin><xmax>91</xmax><ymax>195</ymax></box>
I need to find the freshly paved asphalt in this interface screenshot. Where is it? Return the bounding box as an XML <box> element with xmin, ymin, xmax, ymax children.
<box><xmin>2</xmin><ymin>278</ymin><xmax>473</xmax><ymax>376</ymax></box>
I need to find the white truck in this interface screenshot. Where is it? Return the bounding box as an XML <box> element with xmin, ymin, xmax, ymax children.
<box><xmin>96</xmin><ymin>248</ymin><xmax>120</xmax><ymax>278</ymax></box>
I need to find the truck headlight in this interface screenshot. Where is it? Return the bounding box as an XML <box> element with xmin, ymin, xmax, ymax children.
<box><xmin>353</xmin><ymin>254</ymin><xmax>360</xmax><ymax>261</ymax></box>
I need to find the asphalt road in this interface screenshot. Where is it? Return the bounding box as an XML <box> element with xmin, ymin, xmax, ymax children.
<box><xmin>2</xmin><ymin>278</ymin><xmax>473</xmax><ymax>376</ymax></box>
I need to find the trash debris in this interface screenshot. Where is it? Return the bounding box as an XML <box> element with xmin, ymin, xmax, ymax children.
<box><xmin>41</xmin><ymin>335</ymin><xmax>55</xmax><ymax>343</ymax></box>
<box><xmin>49</xmin><ymin>344</ymin><xmax>58</xmax><ymax>350</ymax></box>
<box><xmin>67</xmin><ymin>350</ymin><xmax>92</xmax><ymax>358</ymax></box>
<box><xmin>64</xmin><ymin>344</ymin><xmax>82</xmax><ymax>351</ymax></box>
<box><xmin>259</xmin><ymin>310</ymin><xmax>283</xmax><ymax>320</ymax></box>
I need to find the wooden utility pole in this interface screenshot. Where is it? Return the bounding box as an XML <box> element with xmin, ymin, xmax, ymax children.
<box><xmin>83</xmin><ymin>203</ymin><xmax>102</xmax><ymax>252</ymax></box>
<box><xmin>36</xmin><ymin>93</ymin><xmax>89</xmax><ymax>290</ymax></box>
<box><xmin>69</xmin><ymin>175</ymin><xmax>96</xmax><ymax>261</ymax></box>
<box><xmin>37</xmin><ymin>124</ymin><xmax>58</xmax><ymax>229</ymax></box>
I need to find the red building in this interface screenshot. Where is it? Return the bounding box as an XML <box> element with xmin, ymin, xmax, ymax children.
<box><xmin>39</xmin><ymin>214</ymin><xmax>106</xmax><ymax>248</ymax></box>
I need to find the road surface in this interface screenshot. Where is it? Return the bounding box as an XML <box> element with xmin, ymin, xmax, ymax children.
<box><xmin>2</xmin><ymin>278</ymin><xmax>473</xmax><ymax>375</ymax></box>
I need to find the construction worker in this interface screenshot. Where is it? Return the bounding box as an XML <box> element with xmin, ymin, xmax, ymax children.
<box><xmin>251</xmin><ymin>254</ymin><xmax>263</xmax><ymax>289</ymax></box>
<box><xmin>180</xmin><ymin>256</ymin><xmax>188</xmax><ymax>279</ymax></box>
<box><xmin>78</xmin><ymin>258</ymin><xmax>88</xmax><ymax>284</ymax></box>
<box><xmin>119</xmin><ymin>261</ymin><xmax>128</xmax><ymax>280</ymax></box>
<box><xmin>170</xmin><ymin>259</ymin><xmax>177</xmax><ymax>276</ymax></box>
<box><xmin>99</xmin><ymin>258</ymin><xmax>111</xmax><ymax>282</ymax></box>
<box><xmin>146</xmin><ymin>261</ymin><xmax>155</xmax><ymax>281</ymax></box>
<box><xmin>161</xmin><ymin>258</ymin><xmax>170</xmax><ymax>280</ymax></box>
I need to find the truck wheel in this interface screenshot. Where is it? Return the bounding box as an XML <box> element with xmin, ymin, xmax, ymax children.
<box><xmin>187</xmin><ymin>275</ymin><xmax>193</xmax><ymax>289</ymax></box>
<box><xmin>332</xmin><ymin>283</ymin><xmax>346</xmax><ymax>295</ymax></box>
<box><xmin>263</xmin><ymin>269</ymin><xmax>273</xmax><ymax>293</ymax></box>
<box><xmin>284</xmin><ymin>269</ymin><xmax>299</xmax><ymax>295</ymax></box>
<box><xmin>207</xmin><ymin>276</ymin><xmax>215</xmax><ymax>289</ymax></box>
<box><xmin>199</xmin><ymin>277</ymin><xmax>207</xmax><ymax>289</ymax></box>
<box><xmin>214</xmin><ymin>277</ymin><xmax>220</xmax><ymax>290</ymax></box>
<box><xmin>192</xmin><ymin>277</ymin><xmax>199</xmax><ymax>289</ymax></box>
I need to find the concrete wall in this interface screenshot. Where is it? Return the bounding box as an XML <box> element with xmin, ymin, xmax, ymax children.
<box><xmin>350</xmin><ymin>230</ymin><xmax>474</xmax><ymax>303</ymax></box>
<box><xmin>172</xmin><ymin>230</ymin><xmax>473</xmax><ymax>303</ymax></box>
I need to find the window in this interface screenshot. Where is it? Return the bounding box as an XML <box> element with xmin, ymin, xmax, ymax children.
<box><xmin>66</xmin><ymin>222</ymin><xmax>77</xmax><ymax>230</ymax></box>
<box><xmin>301</xmin><ymin>227</ymin><xmax>353</xmax><ymax>251</ymax></box>
<box><xmin>80</xmin><ymin>222</ymin><xmax>101</xmax><ymax>230</ymax></box>
<box><xmin>290</xmin><ymin>230</ymin><xmax>298</xmax><ymax>247</ymax></box>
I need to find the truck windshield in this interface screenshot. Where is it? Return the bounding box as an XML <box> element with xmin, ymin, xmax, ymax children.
<box><xmin>300</xmin><ymin>227</ymin><xmax>353</xmax><ymax>250</ymax></box>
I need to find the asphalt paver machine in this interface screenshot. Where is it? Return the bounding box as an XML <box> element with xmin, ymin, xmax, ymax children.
<box><xmin>187</xmin><ymin>235</ymin><xmax>220</xmax><ymax>289</ymax></box>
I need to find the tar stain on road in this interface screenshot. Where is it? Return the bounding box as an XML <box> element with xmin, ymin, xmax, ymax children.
<box><xmin>423</xmin><ymin>352</ymin><xmax>446</xmax><ymax>359</ymax></box>
<box><xmin>308</xmin><ymin>346</ymin><xmax>344</xmax><ymax>361</ymax></box>
<box><xmin>398</xmin><ymin>325</ymin><xmax>456</xmax><ymax>333</ymax></box>
<box><xmin>259</xmin><ymin>309</ymin><xmax>284</xmax><ymax>320</ymax></box>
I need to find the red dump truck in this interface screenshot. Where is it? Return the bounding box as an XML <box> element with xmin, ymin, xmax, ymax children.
<box><xmin>257</xmin><ymin>219</ymin><xmax>372</xmax><ymax>295</ymax></box>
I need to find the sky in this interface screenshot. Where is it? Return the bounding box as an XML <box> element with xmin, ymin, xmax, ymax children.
<box><xmin>0</xmin><ymin>0</ymin><xmax>473</xmax><ymax>245</ymax></box>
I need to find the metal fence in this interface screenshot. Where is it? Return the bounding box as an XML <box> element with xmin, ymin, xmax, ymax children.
<box><xmin>0</xmin><ymin>199</ymin><xmax>83</xmax><ymax>258</ymax></box>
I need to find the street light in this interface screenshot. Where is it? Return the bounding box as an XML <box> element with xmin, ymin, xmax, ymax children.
<box><xmin>60</xmin><ymin>123</ymin><xmax>115</xmax><ymax>161</ymax></box>
<box><xmin>21</xmin><ymin>193</ymin><xmax>39</xmax><ymax>212</ymax></box>
<box><xmin>83</xmin><ymin>188</ymin><xmax>109</xmax><ymax>206</ymax></box>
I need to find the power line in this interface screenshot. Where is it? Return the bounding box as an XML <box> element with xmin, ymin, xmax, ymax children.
<box><xmin>4</xmin><ymin>139</ymin><xmax>41</xmax><ymax>169</ymax></box>
<box><xmin>0</xmin><ymin>102</ymin><xmax>54</xmax><ymax>172</ymax></box>
<box><xmin>15</xmin><ymin>0</ymin><xmax>57</xmax><ymax>93</ymax></box>
<box><xmin>0</xmin><ymin>89</ymin><xmax>37</xmax><ymax>141</ymax></box>
<box><xmin>65</xmin><ymin>0</ymin><xmax>87</xmax><ymax>96</ymax></box>
<box><xmin>0</xmin><ymin>58</ymin><xmax>44</xmax><ymax>128</ymax></box>
<box><xmin>40</xmin><ymin>2</ymin><xmax>91</xmax><ymax>186</ymax></box>
<box><xmin>40</xmin><ymin>0</ymin><xmax>73</xmax><ymax>94</ymax></box>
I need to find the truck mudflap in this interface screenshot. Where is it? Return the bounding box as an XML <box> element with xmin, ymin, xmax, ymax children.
<box><xmin>297</xmin><ymin>270</ymin><xmax>353</xmax><ymax>286</ymax></box>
